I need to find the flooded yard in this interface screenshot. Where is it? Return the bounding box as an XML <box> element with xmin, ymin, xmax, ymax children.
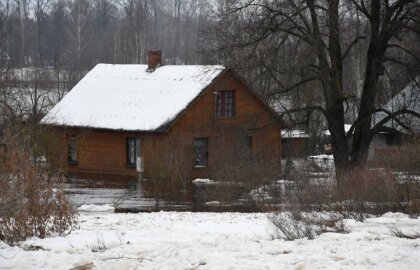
<box><xmin>62</xmin><ymin>157</ymin><xmax>334</xmax><ymax>212</ymax></box>
<box><xmin>63</xmin><ymin>157</ymin><xmax>419</xmax><ymax>213</ymax></box>
<box><xmin>64</xmin><ymin>174</ymin><xmax>257</xmax><ymax>212</ymax></box>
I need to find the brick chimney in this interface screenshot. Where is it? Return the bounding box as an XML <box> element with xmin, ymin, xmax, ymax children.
<box><xmin>147</xmin><ymin>50</ymin><xmax>162</xmax><ymax>70</ymax></box>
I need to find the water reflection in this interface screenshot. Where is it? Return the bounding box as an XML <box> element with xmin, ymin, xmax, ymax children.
<box><xmin>63</xmin><ymin>173</ymin><xmax>257</xmax><ymax>212</ymax></box>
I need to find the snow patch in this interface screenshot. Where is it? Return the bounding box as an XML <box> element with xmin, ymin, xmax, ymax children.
<box><xmin>381</xmin><ymin>212</ymin><xmax>409</xmax><ymax>219</ymax></box>
<box><xmin>281</xmin><ymin>129</ymin><xmax>310</xmax><ymax>139</ymax></box>
<box><xmin>1</xmin><ymin>211</ymin><xmax>419</xmax><ymax>269</ymax></box>
<box><xmin>77</xmin><ymin>204</ymin><xmax>115</xmax><ymax>212</ymax></box>
<box><xmin>192</xmin><ymin>178</ymin><xmax>214</xmax><ymax>184</ymax></box>
<box><xmin>204</xmin><ymin>201</ymin><xmax>221</xmax><ymax>206</ymax></box>
<box><xmin>308</xmin><ymin>154</ymin><xmax>334</xmax><ymax>160</ymax></box>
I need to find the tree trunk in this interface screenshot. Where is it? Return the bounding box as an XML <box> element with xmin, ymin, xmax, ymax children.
<box><xmin>351</xmin><ymin>0</ymin><xmax>386</xmax><ymax>166</ymax></box>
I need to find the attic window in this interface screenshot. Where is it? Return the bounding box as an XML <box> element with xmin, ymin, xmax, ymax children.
<box><xmin>68</xmin><ymin>136</ymin><xmax>77</xmax><ymax>164</ymax></box>
<box><xmin>215</xmin><ymin>90</ymin><xmax>235</xmax><ymax>117</ymax></box>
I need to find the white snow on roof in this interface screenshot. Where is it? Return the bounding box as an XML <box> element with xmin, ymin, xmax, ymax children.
<box><xmin>281</xmin><ymin>129</ymin><xmax>310</xmax><ymax>139</ymax></box>
<box><xmin>322</xmin><ymin>124</ymin><xmax>352</xmax><ymax>136</ymax></box>
<box><xmin>374</xmin><ymin>78</ymin><xmax>420</xmax><ymax>133</ymax></box>
<box><xmin>41</xmin><ymin>64</ymin><xmax>224</xmax><ymax>131</ymax></box>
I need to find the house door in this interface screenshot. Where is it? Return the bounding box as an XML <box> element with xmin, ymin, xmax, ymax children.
<box><xmin>128</xmin><ymin>138</ymin><xmax>143</xmax><ymax>172</ymax></box>
<box><xmin>134</xmin><ymin>138</ymin><xmax>143</xmax><ymax>173</ymax></box>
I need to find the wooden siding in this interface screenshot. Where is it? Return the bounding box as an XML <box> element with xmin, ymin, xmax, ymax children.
<box><xmin>168</xmin><ymin>70</ymin><xmax>281</xmax><ymax>179</ymax></box>
<box><xmin>53</xmin><ymin>70</ymin><xmax>282</xmax><ymax>179</ymax></box>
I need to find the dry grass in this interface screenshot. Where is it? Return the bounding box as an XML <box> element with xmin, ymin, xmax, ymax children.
<box><xmin>142</xmin><ymin>137</ymin><xmax>190</xmax><ymax>210</ymax></box>
<box><xmin>262</xmin><ymin>159</ymin><xmax>417</xmax><ymax>237</ymax></box>
<box><xmin>337</xmin><ymin>167</ymin><xmax>400</xmax><ymax>216</ymax></box>
<box><xmin>268</xmin><ymin>210</ymin><xmax>350</xmax><ymax>241</ymax></box>
<box><xmin>370</xmin><ymin>137</ymin><xmax>420</xmax><ymax>216</ymax></box>
<box><xmin>0</xmin><ymin>129</ymin><xmax>77</xmax><ymax>245</ymax></box>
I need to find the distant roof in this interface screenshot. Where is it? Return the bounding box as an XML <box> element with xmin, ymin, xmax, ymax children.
<box><xmin>322</xmin><ymin>124</ymin><xmax>352</xmax><ymax>136</ymax></box>
<box><xmin>281</xmin><ymin>129</ymin><xmax>310</xmax><ymax>139</ymax></box>
<box><xmin>374</xmin><ymin>78</ymin><xmax>420</xmax><ymax>134</ymax></box>
<box><xmin>41</xmin><ymin>64</ymin><xmax>225</xmax><ymax>131</ymax></box>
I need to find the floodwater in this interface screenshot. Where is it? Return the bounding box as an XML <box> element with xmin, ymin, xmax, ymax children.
<box><xmin>64</xmin><ymin>174</ymin><xmax>257</xmax><ymax>212</ymax></box>
<box><xmin>63</xmin><ymin>158</ymin><xmax>337</xmax><ymax>212</ymax></box>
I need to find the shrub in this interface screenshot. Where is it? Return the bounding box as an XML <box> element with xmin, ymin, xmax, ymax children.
<box><xmin>369</xmin><ymin>137</ymin><xmax>420</xmax><ymax>216</ymax></box>
<box><xmin>0</xmin><ymin>130</ymin><xmax>77</xmax><ymax>244</ymax></box>
<box><xmin>260</xmin><ymin>142</ymin><xmax>420</xmax><ymax>238</ymax></box>
<box><xmin>269</xmin><ymin>210</ymin><xmax>349</xmax><ymax>241</ymax></box>
<box><xmin>338</xmin><ymin>167</ymin><xmax>399</xmax><ymax>215</ymax></box>
<box><xmin>269</xmin><ymin>211</ymin><xmax>317</xmax><ymax>240</ymax></box>
<box><xmin>260</xmin><ymin>158</ymin><xmax>406</xmax><ymax>236</ymax></box>
<box><xmin>397</xmin><ymin>175</ymin><xmax>420</xmax><ymax>217</ymax></box>
<box><xmin>211</xmin><ymin>133</ymin><xmax>281</xmax><ymax>207</ymax></box>
<box><xmin>142</xmin><ymin>137</ymin><xmax>190</xmax><ymax>210</ymax></box>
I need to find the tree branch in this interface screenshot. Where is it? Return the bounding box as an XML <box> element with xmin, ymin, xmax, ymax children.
<box><xmin>342</xmin><ymin>35</ymin><xmax>366</xmax><ymax>60</ymax></box>
<box><xmin>279</xmin><ymin>105</ymin><xmax>327</xmax><ymax>120</ymax></box>
<box><xmin>370</xmin><ymin>108</ymin><xmax>420</xmax><ymax>139</ymax></box>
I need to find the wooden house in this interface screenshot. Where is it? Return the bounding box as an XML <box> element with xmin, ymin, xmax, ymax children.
<box><xmin>369</xmin><ymin>78</ymin><xmax>420</xmax><ymax>161</ymax></box>
<box><xmin>281</xmin><ymin>129</ymin><xmax>310</xmax><ymax>157</ymax></box>
<box><xmin>42</xmin><ymin>50</ymin><xmax>282</xmax><ymax>180</ymax></box>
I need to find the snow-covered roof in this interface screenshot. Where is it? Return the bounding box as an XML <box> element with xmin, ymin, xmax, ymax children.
<box><xmin>281</xmin><ymin>129</ymin><xmax>310</xmax><ymax>139</ymax></box>
<box><xmin>322</xmin><ymin>124</ymin><xmax>352</xmax><ymax>136</ymax></box>
<box><xmin>41</xmin><ymin>64</ymin><xmax>225</xmax><ymax>131</ymax></box>
<box><xmin>373</xmin><ymin>78</ymin><xmax>420</xmax><ymax>134</ymax></box>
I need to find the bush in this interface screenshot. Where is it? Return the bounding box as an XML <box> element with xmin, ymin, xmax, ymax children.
<box><xmin>142</xmin><ymin>137</ymin><xmax>190</xmax><ymax>210</ymax></box>
<box><xmin>260</xmin><ymin>157</ymin><xmax>408</xmax><ymax>236</ymax></box>
<box><xmin>269</xmin><ymin>211</ymin><xmax>317</xmax><ymax>240</ymax></box>
<box><xmin>397</xmin><ymin>175</ymin><xmax>420</xmax><ymax>217</ymax></box>
<box><xmin>211</xmin><ymin>134</ymin><xmax>281</xmax><ymax>206</ymax></box>
<box><xmin>269</xmin><ymin>210</ymin><xmax>349</xmax><ymax>241</ymax></box>
<box><xmin>255</xmin><ymin>158</ymin><xmax>336</xmax><ymax>212</ymax></box>
<box><xmin>369</xmin><ymin>137</ymin><xmax>420</xmax><ymax>216</ymax></box>
<box><xmin>0</xmin><ymin>130</ymin><xmax>77</xmax><ymax>244</ymax></box>
<box><xmin>338</xmin><ymin>167</ymin><xmax>399</xmax><ymax>216</ymax></box>
<box><xmin>260</xmin><ymin>142</ymin><xmax>420</xmax><ymax>238</ymax></box>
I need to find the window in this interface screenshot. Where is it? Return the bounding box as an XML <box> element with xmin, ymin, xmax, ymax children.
<box><xmin>68</xmin><ymin>136</ymin><xmax>77</xmax><ymax>164</ymax></box>
<box><xmin>245</xmin><ymin>136</ymin><xmax>253</xmax><ymax>152</ymax></box>
<box><xmin>215</xmin><ymin>90</ymin><xmax>235</xmax><ymax>117</ymax></box>
<box><xmin>194</xmin><ymin>138</ymin><xmax>208</xmax><ymax>167</ymax></box>
<box><xmin>127</xmin><ymin>138</ymin><xmax>140</xmax><ymax>167</ymax></box>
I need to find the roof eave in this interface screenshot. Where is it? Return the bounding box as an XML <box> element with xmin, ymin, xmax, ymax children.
<box><xmin>227</xmin><ymin>68</ymin><xmax>288</xmax><ymax>128</ymax></box>
<box><xmin>41</xmin><ymin>123</ymin><xmax>167</xmax><ymax>134</ymax></box>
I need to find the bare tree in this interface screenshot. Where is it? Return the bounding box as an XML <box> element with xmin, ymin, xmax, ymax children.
<box><xmin>209</xmin><ymin>0</ymin><xmax>420</xmax><ymax>185</ymax></box>
<box><xmin>67</xmin><ymin>0</ymin><xmax>93</xmax><ymax>76</ymax></box>
<box><xmin>118</xmin><ymin>0</ymin><xmax>150</xmax><ymax>63</ymax></box>
<box><xmin>34</xmin><ymin>0</ymin><xmax>52</xmax><ymax>62</ymax></box>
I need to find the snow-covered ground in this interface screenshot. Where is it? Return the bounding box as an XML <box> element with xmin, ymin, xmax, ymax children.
<box><xmin>1</xmin><ymin>208</ymin><xmax>419</xmax><ymax>270</ymax></box>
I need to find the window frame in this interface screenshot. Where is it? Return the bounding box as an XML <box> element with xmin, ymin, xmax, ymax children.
<box><xmin>126</xmin><ymin>138</ymin><xmax>140</xmax><ymax>168</ymax></box>
<box><xmin>194</xmin><ymin>138</ymin><xmax>209</xmax><ymax>167</ymax></box>
<box><xmin>215</xmin><ymin>90</ymin><xmax>235</xmax><ymax>118</ymax></box>
<box><xmin>68</xmin><ymin>136</ymin><xmax>78</xmax><ymax>164</ymax></box>
<box><xmin>245</xmin><ymin>136</ymin><xmax>253</xmax><ymax>152</ymax></box>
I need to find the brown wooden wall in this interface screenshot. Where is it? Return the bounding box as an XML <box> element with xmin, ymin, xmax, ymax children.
<box><xmin>54</xmin><ymin>70</ymin><xmax>282</xmax><ymax>179</ymax></box>
<box><xmin>167</xmin><ymin>70</ymin><xmax>282</xmax><ymax>179</ymax></box>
